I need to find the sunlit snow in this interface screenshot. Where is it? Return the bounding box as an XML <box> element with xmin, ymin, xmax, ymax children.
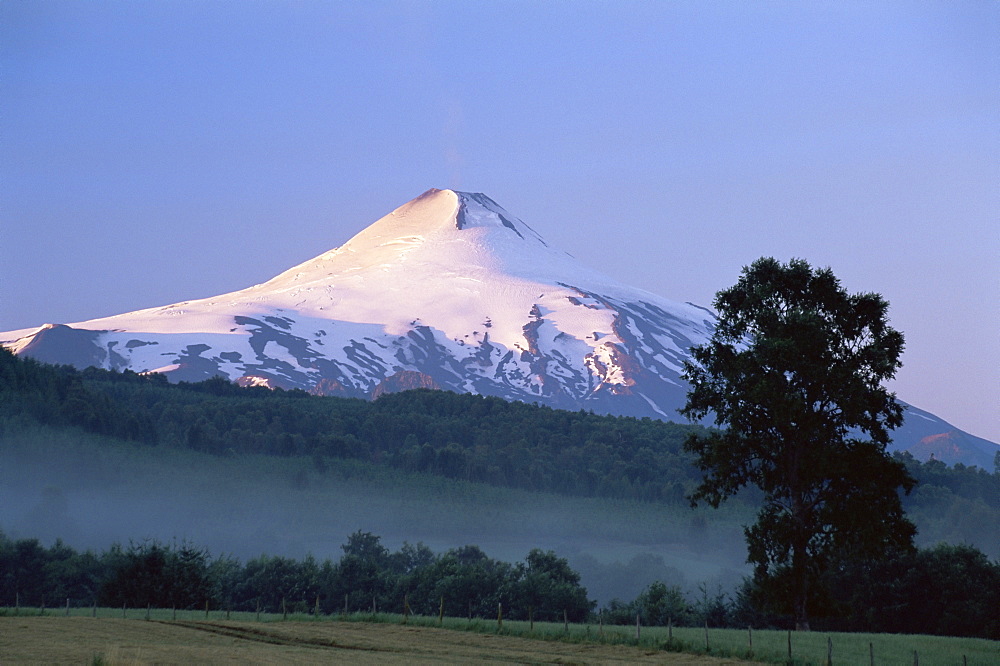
<box><xmin>1</xmin><ymin>189</ymin><xmax>715</xmax><ymax>416</ymax></box>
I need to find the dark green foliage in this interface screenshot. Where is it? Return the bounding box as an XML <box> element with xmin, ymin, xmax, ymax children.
<box><xmin>0</xmin><ymin>530</ymin><xmax>593</xmax><ymax>622</ymax></box>
<box><xmin>236</xmin><ymin>554</ymin><xmax>319</xmax><ymax>613</ymax></box>
<box><xmin>736</xmin><ymin>543</ymin><xmax>1000</xmax><ymax>639</ymax></box>
<box><xmin>0</xmin><ymin>347</ymin><xmax>156</xmax><ymax>443</ymax></box>
<box><xmin>601</xmin><ymin>580</ymin><xmax>735</xmax><ymax>628</ymax></box>
<box><xmin>0</xmin><ymin>533</ymin><xmax>106</xmax><ymax>607</ymax></box>
<box><xmin>842</xmin><ymin>543</ymin><xmax>1000</xmax><ymax>639</ymax></box>
<box><xmin>897</xmin><ymin>453</ymin><xmax>1000</xmax><ymax>509</ymax></box>
<box><xmin>510</xmin><ymin>549</ymin><xmax>594</xmax><ymax>622</ymax></box>
<box><xmin>607</xmin><ymin>580</ymin><xmax>693</xmax><ymax>626</ymax></box>
<box><xmin>98</xmin><ymin>540</ymin><xmax>212</xmax><ymax>610</ymax></box>
<box><xmin>680</xmin><ymin>258</ymin><xmax>917</xmax><ymax>630</ymax></box>
<box><xmin>4</xmin><ymin>343</ymin><xmax>1000</xmax><ymax>636</ymax></box>
<box><xmin>894</xmin><ymin>452</ymin><xmax>1000</xmax><ymax>557</ymax></box>
<box><xmin>403</xmin><ymin>544</ymin><xmax>514</xmax><ymax>618</ymax></box>
<box><xmin>5</xmin><ymin>526</ymin><xmax>994</xmax><ymax>638</ymax></box>
<box><xmin>0</xmin><ymin>346</ymin><xmax>703</xmax><ymax>503</ymax></box>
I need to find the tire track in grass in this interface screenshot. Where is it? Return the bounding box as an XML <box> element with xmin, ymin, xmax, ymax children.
<box><xmin>158</xmin><ymin>620</ymin><xmax>392</xmax><ymax>653</ymax></box>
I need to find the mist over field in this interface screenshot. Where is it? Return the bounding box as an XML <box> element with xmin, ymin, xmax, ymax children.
<box><xmin>0</xmin><ymin>428</ymin><xmax>750</xmax><ymax>605</ymax></box>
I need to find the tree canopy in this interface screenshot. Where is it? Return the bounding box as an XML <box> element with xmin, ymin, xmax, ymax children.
<box><xmin>0</xmin><ymin>345</ymin><xmax>702</xmax><ymax>503</ymax></box>
<box><xmin>680</xmin><ymin>257</ymin><xmax>916</xmax><ymax>631</ymax></box>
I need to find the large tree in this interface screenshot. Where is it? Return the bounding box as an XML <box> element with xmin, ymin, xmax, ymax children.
<box><xmin>680</xmin><ymin>257</ymin><xmax>916</xmax><ymax>631</ymax></box>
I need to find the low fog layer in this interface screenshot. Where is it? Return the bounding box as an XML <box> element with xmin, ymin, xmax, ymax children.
<box><xmin>0</xmin><ymin>429</ymin><xmax>749</xmax><ymax>605</ymax></box>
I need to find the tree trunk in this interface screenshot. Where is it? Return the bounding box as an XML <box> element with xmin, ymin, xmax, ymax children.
<box><xmin>792</xmin><ymin>494</ymin><xmax>811</xmax><ymax>632</ymax></box>
<box><xmin>794</xmin><ymin>595</ymin><xmax>810</xmax><ymax>632</ymax></box>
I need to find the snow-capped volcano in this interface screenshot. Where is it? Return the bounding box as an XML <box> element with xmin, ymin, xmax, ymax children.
<box><xmin>2</xmin><ymin>189</ymin><xmax>714</xmax><ymax>418</ymax></box>
<box><xmin>5</xmin><ymin>188</ymin><xmax>997</xmax><ymax>466</ymax></box>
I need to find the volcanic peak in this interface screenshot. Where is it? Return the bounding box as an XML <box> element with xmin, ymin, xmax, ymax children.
<box><xmin>1</xmin><ymin>187</ymin><xmax>993</xmax><ymax>468</ymax></box>
<box><xmin>253</xmin><ymin>188</ymin><xmax>577</xmax><ymax>300</ymax></box>
<box><xmin>335</xmin><ymin>188</ymin><xmax>547</xmax><ymax>254</ymax></box>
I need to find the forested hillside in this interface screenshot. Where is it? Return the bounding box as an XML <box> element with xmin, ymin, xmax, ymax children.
<box><xmin>3</xmin><ymin>348</ymin><xmax>1000</xmax><ymax>637</ymax></box>
<box><xmin>0</xmin><ymin>347</ymin><xmax>702</xmax><ymax>503</ymax></box>
<box><xmin>1</xmin><ymin>347</ymin><xmax>997</xmax><ymax>557</ymax></box>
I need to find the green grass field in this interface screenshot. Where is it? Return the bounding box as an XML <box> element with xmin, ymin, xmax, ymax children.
<box><xmin>4</xmin><ymin>606</ymin><xmax>996</xmax><ymax>665</ymax></box>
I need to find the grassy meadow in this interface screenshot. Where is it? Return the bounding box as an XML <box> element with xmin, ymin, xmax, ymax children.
<box><xmin>2</xmin><ymin>608</ymin><xmax>997</xmax><ymax>665</ymax></box>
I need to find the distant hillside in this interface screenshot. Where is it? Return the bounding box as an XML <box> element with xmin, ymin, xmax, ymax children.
<box><xmin>907</xmin><ymin>428</ymin><xmax>998</xmax><ymax>469</ymax></box>
<box><xmin>890</xmin><ymin>403</ymin><xmax>998</xmax><ymax>470</ymax></box>
<box><xmin>1</xmin><ymin>347</ymin><xmax>997</xmax><ymax>559</ymax></box>
<box><xmin>0</xmin><ymin>347</ymin><xmax>706</xmax><ymax>503</ymax></box>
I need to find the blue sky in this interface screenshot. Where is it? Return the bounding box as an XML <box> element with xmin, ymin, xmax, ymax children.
<box><xmin>2</xmin><ymin>1</ymin><xmax>997</xmax><ymax>443</ymax></box>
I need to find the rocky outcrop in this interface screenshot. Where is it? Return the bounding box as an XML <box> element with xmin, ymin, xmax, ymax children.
<box><xmin>371</xmin><ymin>371</ymin><xmax>442</xmax><ymax>399</ymax></box>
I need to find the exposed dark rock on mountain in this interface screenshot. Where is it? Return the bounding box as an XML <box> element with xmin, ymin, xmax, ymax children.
<box><xmin>3</xmin><ymin>189</ymin><xmax>995</xmax><ymax>466</ymax></box>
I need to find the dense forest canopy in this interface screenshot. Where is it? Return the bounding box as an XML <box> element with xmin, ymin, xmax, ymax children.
<box><xmin>0</xmin><ymin>347</ymin><xmax>704</xmax><ymax>502</ymax></box>
<box><xmin>2</xmin><ymin>347</ymin><xmax>999</xmax><ymax>637</ymax></box>
<box><xmin>0</xmin><ymin>529</ymin><xmax>593</xmax><ymax>621</ymax></box>
<box><xmin>1</xmin><ymin>346</ymin><xmax>997</xmax><ymax>556</ymax></box>
<box><xmin>1</xmin><ymin>530</ymin><xmax>996</xmax><ymax>639</ymax></box>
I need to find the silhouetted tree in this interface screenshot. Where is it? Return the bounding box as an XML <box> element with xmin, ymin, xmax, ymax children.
<box><xmin>680</xmin><ymin>257</ymin><xmax>916</xmax><ymax>630</ymax></box>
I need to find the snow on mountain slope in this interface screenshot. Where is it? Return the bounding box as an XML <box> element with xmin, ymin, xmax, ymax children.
<box><xmin>2</xmin><ymin>189</ymin><xmax>714</xmax><ymax>418</ymax></box>
<box><xmin>5</xmin><ymin>187</ymin><xmax>996</xmax><ymax>463</ymax></box>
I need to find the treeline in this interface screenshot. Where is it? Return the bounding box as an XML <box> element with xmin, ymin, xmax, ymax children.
<box><xmin>736</xmin><ymin>543</ymin><xmax>1000</xmax><ymax>639</ymax></box>
<box><xmin>6</xmin><ymin>349</ymin><xmax>999</xmax><ymax>500</ymax></box>
<box><xmin>602</xmin><ymin>543</ymin><xmax>1000</xmax><ymax>639</ymax></box>
<box><xmin>3</xmin><ymin>529</ymin><xmax>997</xmax><ymax>639</ymax></box>
<box><xmin>0</xmin><ymin>346</ymin><xmax>155</xmax><ymax>443</ymax></box>
<box><xmin>0</xmin><ymin>530</ymin><xmax>592</xmax><ymax>622</ymax></box>
<box><xmin>895</xmin><ymin>451</ymin><xmax>1000</xmax><ymax>555</ymax></box>
<box><xmin>0</xmin><ymin>348</ymin><xmax>702</xmax><ymax>502</ymax></box>
<box><xmin>2</xmin><ymin>348</ymin><xmax>999</xmax><ymax>553</ymax></box>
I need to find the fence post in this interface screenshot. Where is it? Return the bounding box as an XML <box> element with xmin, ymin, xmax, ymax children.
<box><xmin>122</xmin><ymin>603</ymin><xmax>126</xmax><ymax>619</ymax></box>
<box><xmin>344</xmin><ymin>594</ymin><xmax>348</xmax><ymax>617</ymax></box>
<box><xmin>704</xmin><ymin>620</ymin><xmax>709</xmax><ymax>651</ymax></box>
<box><xmin>635</xmin><ymin>613</ymin><xmax>640</xmax><ymax>641</ymax></box>
<box><xmin>439</xmin><ymin>596</ymin><xmax>444</xmax><ymax>625</ymax></box>
<box><xmin>172</xmin><ymin>606</ymin><xmax>176</xmax><ymax>621</ymax></box>
<box><xmin>497</xmin><ymin>602</ymin><xmax>503</xmax><ymax>630</ymax></box>
<box><xmin>869</xmin><ymin>642</ymin><xmax>874</xmax><ymax>666</ymax></box>
<box><xmin>913</xmin><ymin>650</ymin><xmax>918</xmax><ymax>666</ymax></box>
<box><xmin>205</xmin><ymin>599</ymin><xmax>209</xmax><ymax>619</ymax></box>
<box><xmin>282</xmin><ymin>597</ymin><xmax>287</xmax><ymax>621</ymax></box>
<box><xmin>787</xmin><ymin>630</ymin><xmax>792</xmax><ymax>661</ymax></box>
<box><xmin>403</xmin><ymin>593</ymin><xmax>409</xmax><ymax>624</ymax></box>
<box><xmin>256</xmin><ymin>599</ymin><xmax>261</xmax><ymax>622</ymax></box>
<box><xmin>564</xmin><ymin>609</ymin><xmax>568</xmax><ymax>633</ymax></box>
<box><xmin>66</xmin><ymin>598</ymin><xmax>70</xmax><ymax>616</ymax></box>
<box><xmin>827</xmin><ymin>635</ymin><xmax>832</xmax><ymax>665</ymax></box>
<box><xmin>529</xmin><ymin>606</ymin><xmax>534</xmax><ymax>632</ymax></box>
<box><xmin>748</xmin><ymin>626</ymin><xmax>752</xmax><ymax>655</ymax></box>
<box><xmin>315</xmin><ymin>594</ymin><xmax>320</xmax><ymax>618</ymax></box>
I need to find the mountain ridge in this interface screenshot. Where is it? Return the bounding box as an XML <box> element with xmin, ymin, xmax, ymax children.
<box><xmin>2</xmin><ymin>189</ymin><xmax>712</xmax><ymax>414</ymax></box>
<box><xmin>3</xmin><ymin>188</ymin><xmax>996</xmax><ymax>467</ymax></box>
